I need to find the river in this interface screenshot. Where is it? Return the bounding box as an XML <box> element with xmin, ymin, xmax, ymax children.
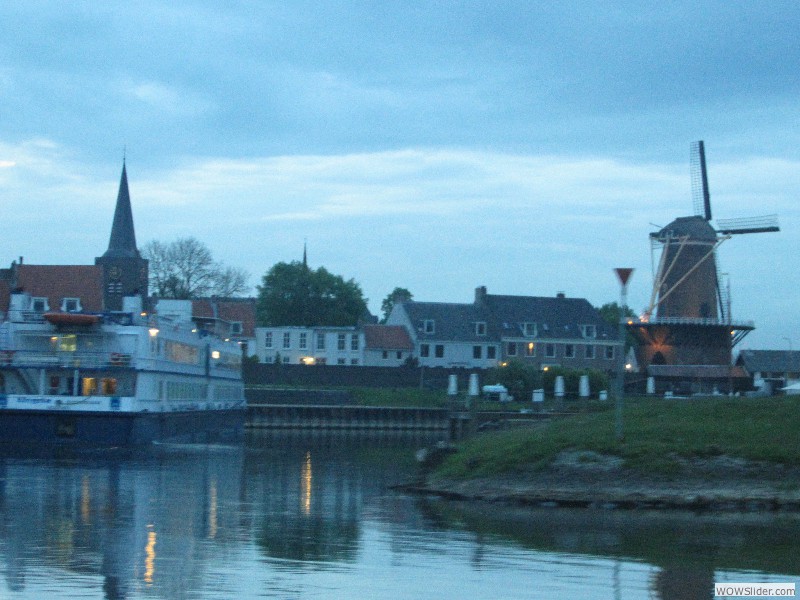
<box><xmin>0</xmin><ymin>430</ymin><xmax>797</xmax><ymax>599</ymax></box>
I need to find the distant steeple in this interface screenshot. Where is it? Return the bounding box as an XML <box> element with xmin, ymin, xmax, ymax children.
<box><xmin>103</xmin><ymin>160</ymin><xmax>140</xmax><ymax>258</ymax></box>
<box><xmin>302</xmin><ymin>240</ymin><xmax>308</xmax><ymax>269</ymax></box>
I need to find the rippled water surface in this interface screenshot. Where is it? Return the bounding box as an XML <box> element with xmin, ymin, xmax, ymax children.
<box><xmin>0</xmin><ymin>430</ymin><xmax>797</xmax><ymax>599</ymax></box>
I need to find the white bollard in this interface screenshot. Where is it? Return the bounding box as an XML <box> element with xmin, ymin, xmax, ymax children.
<box><xmin>447</xmin><ymin>374</ymin><xmax>458</xmax><ymax>396</ymax></box>
<box><xmin>468</xmin><ymin>373</ymin><xmax>480</xmax><ymax>396</ymax></box>
<box><xmin>647</xmin><ymin>376</ymin><xmax>655</xmax><ymax>395</ymax></box>
<box><xmin>579</xmin><ymin>375</ymin><xmax>590</xmax><ymax>398</ymax></box>
<box><xmin>532</xmin><ymin>389</ymin><xmax>545</xmax><ymax>403</ymax></box>
<box><xmin>554</xmin><ymin>376</ymin><xmax>565</xmax><ymax>398</ymax></box>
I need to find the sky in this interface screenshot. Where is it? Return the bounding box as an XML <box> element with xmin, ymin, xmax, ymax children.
<box><xmin>1</xmin><ymin>1</ymin><xmax>798</xmax><ymax>350</ymax></box>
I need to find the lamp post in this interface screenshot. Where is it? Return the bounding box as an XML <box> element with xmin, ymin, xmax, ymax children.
<box><xmin>614</xmin><ymin>268</ymin><xmax>634</xmax><ymax>442</ymax></box>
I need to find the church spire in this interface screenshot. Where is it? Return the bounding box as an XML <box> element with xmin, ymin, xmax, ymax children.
<box><xmin>103</xmin><ymin>160</ymin><xmax>140</xmax><ymax>258</ymax></box>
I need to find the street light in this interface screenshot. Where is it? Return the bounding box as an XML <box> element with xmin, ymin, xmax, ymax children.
<box><xmin>614</xmin><ymin>268</ymin><xmax>634</xmax><ymax>442</ymax></box>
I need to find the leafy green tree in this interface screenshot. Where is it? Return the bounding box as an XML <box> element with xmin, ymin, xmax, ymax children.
<box><xmin>484</xmin><ymin>360</ymin><xmax>542</xmax><ymax>401</ymax></box>
<box><xmin>256</xmin><ymin>261</ymin><xmax>369</xmax><ymax>326</ymax></box>
<box><xmin>380</xmin><ymin>287</ymin><xmax>413</xmax><ymax>323</ymax></box>
<box><xmin>597</xmin><ymin>301</ymin><xmax>638</xmax><ymax>349</ymax></box>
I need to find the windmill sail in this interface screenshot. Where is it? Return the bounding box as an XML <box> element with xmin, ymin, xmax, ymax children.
<box><xmin>690</xmin><ymin>140</ymin><xmax>712</xmax><ymax>221</ymax></box>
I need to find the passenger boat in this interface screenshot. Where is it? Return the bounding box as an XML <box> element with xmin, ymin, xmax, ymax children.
<box><xmin>0</xmin><ymin>294</ymin><xmax>245</xmax><ymax>446</ymax></box>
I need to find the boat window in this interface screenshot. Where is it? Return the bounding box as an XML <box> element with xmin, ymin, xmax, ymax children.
<box><xmin>82</xmin><ymin>377</ymin><xmax>98</xmax><ymax>395</ymax></box>
<box><xmin>101</xmin><ymin>378</ymin><xmax>117</xmax><ymax>395</ymax></box>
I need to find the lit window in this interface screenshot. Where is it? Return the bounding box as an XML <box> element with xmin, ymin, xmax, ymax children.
<box><xmin>526</xmin><ymin>342</ymin><xmax>535</xmax><ymax>357</ymax></box>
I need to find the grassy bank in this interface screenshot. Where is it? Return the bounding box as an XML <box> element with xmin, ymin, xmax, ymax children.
<box><xmin>435</xmin><ymin>396</ymin><xmax>800</xmax><ymax>478</ymax></box>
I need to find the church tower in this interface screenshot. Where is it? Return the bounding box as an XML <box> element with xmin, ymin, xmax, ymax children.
<box><xmin>95</xmin><ymin>161</ymin><xmax>148</xmax><ymax>310</ymax></box>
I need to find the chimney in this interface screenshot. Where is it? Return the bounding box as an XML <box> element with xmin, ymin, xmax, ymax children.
<box><xmin>556</xmin><ymin>291</ymin><xmax>565</xmax><ymax>299</ymax></box>
<box><xmin>475</xmin><ymin>286</ymin><xmax>487</xmax><ymax>306</ymax></box>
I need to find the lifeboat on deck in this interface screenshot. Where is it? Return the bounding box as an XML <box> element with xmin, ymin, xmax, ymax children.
<box><xmin>43</xmin><ymin>312</ymin><xmax>101</xmax><ymax>326</ymax></box>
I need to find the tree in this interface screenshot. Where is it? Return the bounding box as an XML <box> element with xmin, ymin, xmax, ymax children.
<box><xmin>597</xmin><ymin>301</ymin><xmax>638</xmax><ymax>349</ymax></box>
<box><xmin>380</xmin><ymin>287</ymin><xmax>413</xmax><ymax>323</ymax></box>
<box><xmin>256</xmin><ymin>261</ymin><xmax>369</xmax><ymax>327</ymax></box>
<box><xmin>142</xmin><ymin>237</ymin><xmax>249</xmax><ymax>299</ymax></box>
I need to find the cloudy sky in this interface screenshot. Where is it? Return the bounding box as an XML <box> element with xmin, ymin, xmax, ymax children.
<box><xmin>1</xmin><ymin>1</ymin><xmax>798</xmax><ymax>349</ymax></box>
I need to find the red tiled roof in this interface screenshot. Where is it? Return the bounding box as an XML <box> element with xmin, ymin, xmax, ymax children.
<box><xmin>363</xmin><ymin>325</ymin><xmax>414</xmax><ymax>350</ymax></box>
<box><xmin>191</xmin><ymin>297</ymin><xmax>257</xmax><ymax>337</ymax></box>
<box><xmin>15</xmin><ymin>264</ymin><xmax>104</xmax><ymax>311</ymax></box>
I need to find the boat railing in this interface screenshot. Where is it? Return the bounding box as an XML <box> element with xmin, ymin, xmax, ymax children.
<box><xmin>0</xmin><ymin>350</ymin><xmax>134</xmax><ymax>369</ymax></box>
<box><xmin>626</xmin><ymin>317</ymin><xmax>755</xmax><ymax>328</ymax></box>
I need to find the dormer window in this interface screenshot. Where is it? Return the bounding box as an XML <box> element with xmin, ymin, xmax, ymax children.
<box><xmin>521</xmin><ymin>322</ymin><xmax>537</xmax><ymax>337</ymax></box>
<box><xmin>61</xmin><ymin>297</ymin><xmax>81</xmax><ymax>313</ymax></box>
<box><xmin>230</xmin><ymin>321</ymin><xmax>243</xmax><ymax>335</ymax></box>
<box><xmin>424</xmin><ymin>320</ymin><xmax>435</xmax><ymax>334</ymax></box>
<box><xmin>580</xmin><ymin>324</ymin><xmax>597</xmax><ymax>338</ymax></box>
<box><xmin>475</xmin><ymin>321</ymin><xmax>486</xmax><ymax>336</ymax></box>
<box><xmin>32</xmin><ymin>297</ymin><xmax>49</xmax><ymax>312</ymax></box>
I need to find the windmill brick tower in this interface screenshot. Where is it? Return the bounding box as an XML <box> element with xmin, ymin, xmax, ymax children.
<box><xmin>628</xmin><ymin>141</ymin><xmax>779</xmax><ymax>394</ymax></box>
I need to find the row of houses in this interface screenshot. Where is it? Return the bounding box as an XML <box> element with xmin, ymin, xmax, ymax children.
<box><xmin>2</xmin><ymin>161</ymin><xmax>792</xmax><ymax>390</ymax></box>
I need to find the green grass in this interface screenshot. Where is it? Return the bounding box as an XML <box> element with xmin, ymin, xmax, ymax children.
<box><xmin>348</xmin><ymin>387</ymin><xmax>449</xmax><ymax>407</ymax></box>
<box><xmin>435</xmin><ymin>396</ymin><xmax>800</xmax><ymax>479</ymax></box>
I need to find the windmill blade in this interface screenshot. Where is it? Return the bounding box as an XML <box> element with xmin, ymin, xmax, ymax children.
<box><xmin>716</xmin><ymin>215</ymin><xmax>780</xmax><ymax>235</ymax></box>
<box><xmin>690</xmin><ymin>141</ymin><xmax>712</xmax><ymax>221</ymax></box>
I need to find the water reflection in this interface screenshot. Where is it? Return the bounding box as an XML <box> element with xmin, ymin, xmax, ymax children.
<box><xmin>0</xmin><ymin>431</ymin><xmax>796</xmax><ymax>599</ymax></box>
<box><xmin>417</xmin><ymin>499</ymin><xmax>800</xmax><ymax>599</ymax></box>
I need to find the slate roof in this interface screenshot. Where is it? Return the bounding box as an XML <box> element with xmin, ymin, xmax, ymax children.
<box><xmin>14</xmin><ymin>264</ymin><xmax>104</xmax><ymax>311</ymax></box>
<box><xmin>399</xmin><ymin>292</ymin><xmax>617</xmax><ymax>343</ymax></box>
<box><xmin>363</xmin><ymin>325</ymin><xmax>414</xmax><ymax>350</ymax></box>
<box><xmin>647</xmin><ymin>364</ymin><xmax>748</xmax><ymax>379</ymax></box>
<box><xmin>737</xmin><ymin>350</ymin><xmax>800</xmax><ymax>373</ymax></box>
<box><xmin>102</xmin><ymin>163</ymin><xmax>140</xmax><ymax>259</ymax></box>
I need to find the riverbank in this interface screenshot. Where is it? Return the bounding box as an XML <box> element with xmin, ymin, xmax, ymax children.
<box><xmin>411</xmin><ymin>396</ymin><xmax>800</xmax><ymax>511</ymax></box>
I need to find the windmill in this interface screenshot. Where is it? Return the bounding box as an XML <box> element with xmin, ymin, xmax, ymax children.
<box><xmin>629</xmin><ymin>141</ymin><xmax>779</xmax><ymax>394</ymax></box>
<box><xmin>646</xmin><ymin>141</ymin><xmax>779</xmax><ymax>334</ymax></box>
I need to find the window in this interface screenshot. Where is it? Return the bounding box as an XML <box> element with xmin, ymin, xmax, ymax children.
<box><xmin>230</xmin><ymin>321</ymin><xmax>243</xmax><ymax>335</ymax></box>
<box><xmin>61</xmin><ymin>297</ymin><xmax>81</xmax><ymax>312</ymax></box>
<box><xmin>420</xmin><ymin>344</ymin><xmax>430</xmax><ymax>357</ymax></box>
<box><xmin>396</xmin><ymin>351</ymin><xmax>402</xmax><ymax>360</ymax></box>
<box><xmin>337</xmin><ymin>333</ymin><xmax>346</xmax><ymax>351</ymax></box>
<box><xmin>507</xmin><ymin>342</ymin><xmax>517</xmax><ymax>356</ymax></box>
<box><xmin>337</xmin><ymin>358</ymin><xmax>346</xmax><ymax>365</ymax></box>
<box><xmin>282</xmin><ymin>355</ymin><xmax>291</xmax><ymax>364</ymax></box>
<box><xmin>382</xmin><ymin>350</ymin><xmax>388</xmax><ymax>359</ymax></box>
<box><xmin>487</xmin><ymin>346</ymin><xmax>497</xmax><ymax>360</ymax></box>
<box><xmin>581</xmin><ymin>324</ymin><xmax>597</xmax><ymax>338</ymax></box>
<box><xmin>299</xmin><ymin>332</ymin><xmax>308</xmax><ymax>349</ymax></box>
<box><xmin>522</xmin><ymin>322</ymin><xmax>537</xmax><ymax>337</ymax></box>
<box><xmin>585</xmin><ymin>345</ymin><xmax>595</xmax><ymax>359</ymax></box>
<box><xmin>424</xmin><ymin>320</ymin><xmax>435</xmax><ymax>334</ymax></box>
<box><xmin>525</xmin><ymin>342</ymin><xmax>535</xmax><ymax>357</ymax></box>
<box><xmin>264</xmin><ymin>332</ymin><xmax>273</xmax><ymax>349</ymax></box>
<box><xmin>473</xmin><ymin>345</ymin><xmax>482</xmax><ymax>359</ymax></box>
<box><xmin>605</xmin><ymin>345</ymin><xmax>615</xmax><ymax>360</ymax></box>
<box><xmin>545</xmin><ymin>343</ymin><xmax>556</xmax><ymax>358</ymax></box>
<box><xmin>283</xmin><ymin>332</ymin><xmax>291</xmax><ymax>349</ymax></box>
<box><xmin>350</xmin><ymin>359</ymin><xmax>359</xmax><ymax>365</ymax></box>
<box><xmin>32</xmin><ymin>297</ymin><xmax>49</xmax><ymax>312</ymax></box>
<box><xmin>565</xmin><ymin>344</ymin><xmax>575</xmax><ymax>358</ymax></box>
<box><xmin>351</xmin><ymin>334</ymin><xmax>359</xmax><ymax>351</ymax></box>
<box><xmin>475</xmin><ymin>322</ymin><xmax>486</xmax><ymax>336</ymax></box>
<box><xmin>435</xmin><ymin>345</ymin><xmax>444</xmax><ymax>358</ymax></box>
<box><xmin>317</xmin><ymin>334</ymin><xmax>325</xmax><ymax>350</ymax></box>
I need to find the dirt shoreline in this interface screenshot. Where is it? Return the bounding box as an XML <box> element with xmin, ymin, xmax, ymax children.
<box><xmin>405</xmin><ymin>451</ymin><xmax>800</xmax><ymax>511</ymax></box>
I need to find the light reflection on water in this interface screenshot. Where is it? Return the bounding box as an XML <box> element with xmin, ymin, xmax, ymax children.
<box><xmin>0</xmin><ymin>430</ymin><xmax>797</xmax><ymax>599</ymax></box>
